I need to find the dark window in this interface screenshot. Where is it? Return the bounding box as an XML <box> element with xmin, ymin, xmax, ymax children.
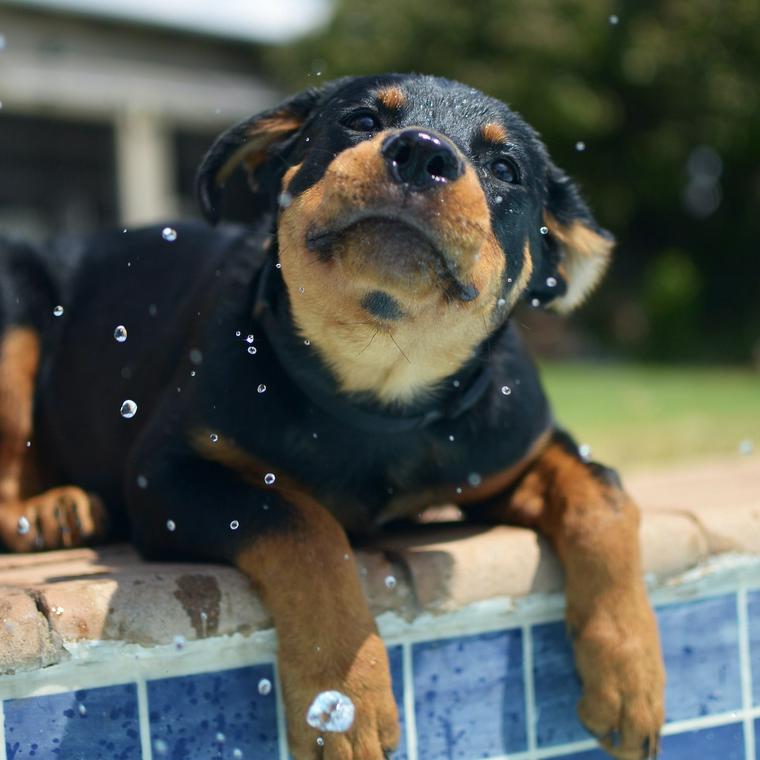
<box><xmin>0</xmin><ymin>112</ymin><xmax>117</xmax><ymax>241</ymax></box>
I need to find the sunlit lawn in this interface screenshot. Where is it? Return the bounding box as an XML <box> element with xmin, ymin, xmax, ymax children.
<box><xmin>539</xmin><ymin>363</ymin><xmax>760</xmax><ymax>470</ymax></box>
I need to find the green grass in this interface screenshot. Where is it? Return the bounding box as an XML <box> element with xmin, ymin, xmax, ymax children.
<box><xmin>539</xmin><ymin>363</ymin><xmax>760</xmax><ymax>470</ymax></box>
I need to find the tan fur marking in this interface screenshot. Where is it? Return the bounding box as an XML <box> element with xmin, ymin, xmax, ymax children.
<box><xmin>376</xmin><ymin>86</ymin><xmax>407</xmax><ymax>111</ymax></box>
<box><xmin>0</xmin><ymin>328</ymin><xmax>40</xmax><ymax>504</ymax></box>
<box><xmin>481</xmin><ymin>122</ymin><xmax>509</xmax><ymax>144</ymax></box>
<box><xmin>216</xmin><ymin>113</ymin><xmax>304</xmax><ymax>187</ymax></box>
<box><xmin>544</xmin><ymin>213</ymin><xmax>614</xmax><ymax>313</ymax></box>
<box><xmin>276</xmin><ymin>131</ymin><xmax>505</xmax><ymax>404</ymax></box>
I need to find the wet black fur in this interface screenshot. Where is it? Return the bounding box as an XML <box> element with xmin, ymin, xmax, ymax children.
<box><xmin>2</xmin><ymin>74</ymin><xmax>607</xmax><ymax>561</ymax></box>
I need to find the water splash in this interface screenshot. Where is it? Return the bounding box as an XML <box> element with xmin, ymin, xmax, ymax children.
<box><xmin>306</xmin><ymin>691</ymin><xmax>356</xmax><ymax>733</ymax></box>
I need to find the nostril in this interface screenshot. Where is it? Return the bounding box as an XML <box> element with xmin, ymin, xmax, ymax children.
<box><xmin>394</xmin><ymin>144</ymin><xmax>412</xmax><ymax>167</ymax></box>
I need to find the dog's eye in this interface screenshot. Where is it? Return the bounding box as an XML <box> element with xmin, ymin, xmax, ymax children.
<box><xmin>490</xmin><ymin>158</ymin><xmax>520</xmax><ymax>184</ymax></box>
<box><xmin>343</xmin><ymin>111</ymin><xmax>382</xmax><ymax>133</ymax></box>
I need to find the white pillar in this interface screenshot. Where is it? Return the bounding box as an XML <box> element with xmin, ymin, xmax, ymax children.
<box><xmin>114</xmin><ymin>110</ymin><xmax>177</xmax><ymax>226</ymax></box>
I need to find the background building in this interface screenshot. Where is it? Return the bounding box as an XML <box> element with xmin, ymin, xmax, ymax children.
<box><xmin>0</xmin><ymin>0</ymin><xmax>329</xmax><ymax>240</ymax></box>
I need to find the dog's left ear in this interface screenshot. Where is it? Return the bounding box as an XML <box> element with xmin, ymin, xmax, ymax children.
<box><xmin>196</xmin><ymin>80</ymin><xmax>345</xmax><ymax>224</ymax></box>
<box><xmin>527</xmin><ymin>163</ymin><xmax>615</xmax><ymax>313</ymax></box>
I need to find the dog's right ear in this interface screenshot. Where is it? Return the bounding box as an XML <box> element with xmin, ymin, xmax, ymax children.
<box><xmin>196</xmin><ymin>83</ymin><xmax>339</xmax><ymax>224</ymax></box>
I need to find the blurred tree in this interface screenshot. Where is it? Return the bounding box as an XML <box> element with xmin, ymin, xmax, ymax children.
<box><xmin>262</xmin><ymin>0</ymin><xmax>760</xmax><ymax>363</ymax></box>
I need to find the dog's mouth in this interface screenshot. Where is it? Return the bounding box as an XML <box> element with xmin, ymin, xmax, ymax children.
<box><xmin>305</xmin><ymin>212</ymin><xmax>479</xmax><ymax>302</ymax></box>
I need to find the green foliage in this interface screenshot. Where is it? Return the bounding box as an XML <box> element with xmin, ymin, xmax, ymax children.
<box><xmin>261</xmin><ymin>0</ymin><xmax>760</xmax><ymax>362</ymax></box>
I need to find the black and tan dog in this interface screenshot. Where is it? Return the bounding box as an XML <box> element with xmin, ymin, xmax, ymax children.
<box><xmin>0</xmin><ymin>74</ymin><xmax>664</xmax><ymax>759</ymax></box>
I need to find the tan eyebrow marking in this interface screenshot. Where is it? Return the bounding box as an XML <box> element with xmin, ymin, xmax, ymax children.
<box><xmin>376</xmin><ymin>86</ymin><xmax>407</xmax><ymax>111</ymax></box>
<box><xmin>481</xmin><ymin>122</ymin><xmax>509</xmax><ymax>144</ymax></box>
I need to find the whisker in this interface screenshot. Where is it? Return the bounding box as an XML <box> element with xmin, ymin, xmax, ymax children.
<box><xmin>358</xmin><ymin>328</ymin><xmax>379</xmax><ymax>356</ymax></box>
<box><xmin>389</xmin><ymin>331</ymin><xmax>411</xmax><ymax>364</ymax></box>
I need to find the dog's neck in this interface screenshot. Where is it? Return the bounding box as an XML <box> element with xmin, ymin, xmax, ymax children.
<box><xmin>253</xmin><ymin>258</ymin><xmax>497</xmax><ymax>427</ymax></box>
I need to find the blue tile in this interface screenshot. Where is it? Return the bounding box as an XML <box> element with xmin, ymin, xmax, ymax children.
<box><xmin>658</xmin><ymin>595</ymin><xmax>742</xmax><ymax>721</ymax></box>
<box><xmin>147</xmin><ymin>663</ymin><xmax>279</xmax><ymax>759</ymax></box>
<box><xmin>413</xmin><ymin>629</ymin><xmax>526</xmax><ymax>758</ymax></box>
<box><xmin>388</xmin><ymin>645</ymin><xmax>408</xmax><ymax>760</ymax></box>
<box><xmin>756</xmin><ymin>718</ymin><xmax>760</xmax><ymax>760</ymax></box>
<box><xmin>4</xmin><ymin>683</ymin><xmax>140</xmax><ymax>760</ymax></box>
<box><xmin>748</xmin><ymin>590</ymin><xmax>760</xmax><ymax>705</ymax></box>
<box><xmin>532</xmin><ymin>620</ymin><xmax>585</xmax><ymax>747</ymax></box>
<box><xmin>660</xmin><ymin>723</ymin><xmax>744</xmax><ymax>759</ymax></box>
<box><xmin>560</xmin><ymin>723</ymin><xmax>745</xmax><ymax>760</ymax></box>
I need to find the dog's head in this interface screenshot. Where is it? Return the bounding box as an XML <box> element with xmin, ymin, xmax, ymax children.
<box><xmin>197</xmin><ymin>74</ymin><xmax>613</xmax><ymax>403</ymax></box>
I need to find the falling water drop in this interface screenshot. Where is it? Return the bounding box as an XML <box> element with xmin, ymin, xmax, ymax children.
<box><xmin>114</xmin><ymin>325</ymin><xmax>128</xmax><ymax>343</ymax></box>
<box><xmin>162</xmin><ymin>227</ymin><xmax>177</xmax><ymax>242</ymax></box>
<box><xmin>120</xmin><ymin>400</ymin><xmax>137</xmax><ymax>418</ymax></box>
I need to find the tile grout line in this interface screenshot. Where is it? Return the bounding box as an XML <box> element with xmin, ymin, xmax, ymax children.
<box><xmin>135</xmin><ymin>677</ymin><xmax>153</xmax><ymax>760</ymax></box>
<box><xmin>737</xmin><ymin>588</ymin><xmax>756</xmax><ymax>760</ymax></box>
<box><xmin>402</xmin><ymin>641</ymin><xmax>418</xmax><ymax>760</ymax></box>
<box><xmin>522</xmin><ymin>623</ymin><xmax>537</xmax><ymax>754</ymax></box>
<box><xmin>0</xmin><ymin>698</ymin><xmax>7</xmax><ymax>760</ymax></box>
<box><xmin>273</xmin><ymin>660</ymin><xmax>290</xmax><ymax>760</ymax></box>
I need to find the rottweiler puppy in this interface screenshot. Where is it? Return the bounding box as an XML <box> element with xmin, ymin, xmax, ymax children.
<box><xmin>0</xmin><ymin>74</ymin><xmax>664</xmax><ymax>759</ymax></box>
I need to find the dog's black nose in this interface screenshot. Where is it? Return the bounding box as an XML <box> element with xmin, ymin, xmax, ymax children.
<box><xmin>382</xmin><ymin>130</ymin><xmax>463</xmax><ymax>189</ymax></box>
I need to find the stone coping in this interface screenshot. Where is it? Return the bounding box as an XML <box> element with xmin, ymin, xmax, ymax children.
<box><xmin>0</xmin><ymin>454</ymin><xmax>757</xmax><ymax>675</ymax></box>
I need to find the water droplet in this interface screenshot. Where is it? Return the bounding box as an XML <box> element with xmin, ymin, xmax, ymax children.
<box><xmin>531</xmin><ymin>298</ymin><xmax>541</xmax><ymax>308</ymax></box>
<box><xmin>78</xmin><ymin>703</ymin><xmax>87</xmax><ymax>716</ymax></box>
<box><xmin>258</xmin><ymin>678</ymin><xmax>272</xmax><ymax>695</ymax></box>
<box><xmin>264</xmin><ymin>472</ymin><xmax>276</xmax><ymax>485</ymax></box>
<box><xmin>497</xmin><ymin>297</ymin><xmax>506</xmax><ymax>307</ymax></box>
<box><xmin>546</xmin><ymin>276</ymin><xmax>557</xmax><ymax>287</ymax></box>
<box><xmin>738</xmin><ymin>439</ymin><xmax>754</xmax><ymax>456</ymax></box>
<box><xmin>53</xmin><ymin>305</ymin><xmax>64</xmax><ymax>317</ymax></box>
<box><xmin>575</xmin><ymin>141</ymin><xmax>586</xmax><ymax>152</ymax></box>
<box><xmin>162</xmin><ymin>227</ymin><xmax>177</xmax><ymax>242</ymax></box>
<box><xmin>230</xmin><ymin>519</ymin><xmax>239</xmax><ymax>530</ymax></box>
<box><xmin>304</xmin><ymin>339</ymin><xmax>311</xmax><ymax>346</ymax></box>
<box><xmin>278</xmin><ymin>191</ymin><xmax>293</xmax><ymax>208</ymax></box>
<box><xmin>215</xmin><ymin>731</ymin><xmax>226</xmax><ymax>743</ymax></box>
<box><xmin>52</xmin><ymin>605</ymin><xmax>64</xmax><ymax>616</ymax></box>
<box><xmin>500</xmin><ymin>385</ymin><xmax>512</xmax><ymax>396</ymax></box>
<box><xmin>316</xmin><ymin>738</ymin><xmax>324</xmax><ymax>747</ymax></box>
<box><xmin>306</xmin><ymin>691</ymin><xmax>356</xmax><ymax>732</ymax></box>
<box><xmin>495</xmin><ymin>195</ymin><xmax>503</xmax><ymax>204</ymax></box>
<box><xmin>189</xmin><ymin>349</ymin><xmax>203</xmax><ymax>365</ymax></box>
<box><xmin>25</xmin><ymin>440</ymin><xmax>31</xmax><ymax>448</ymax></box>
<box><xmin>507</xmin><ymin>277</ymin><xmax>513</xmax><ymax>283</ymax></box>
<box><xmin>190</xmin><ymin>370</ymin><xmax>196</xmax><ymax>377</ymax></box>
<box><xmin>609</xmin><ymin>14</ymin><xmax>619</xmax><ymax>24</ymax></box>
<box><xmin>120</xmin><ymin>399</ymin><xmax>137</xmax><ymax>418</ymax></box>
<box><xmin>17</xmin><ymin>516</ymin><xmax>30</xmax><ymax>535</ymax></box>
<box><xmin>467</xmin><ymin>472</ymin><xmax>482</xmax><ymax>487</ymax></box>
<box><xmin>166</xmin><ymin>519</ymin><xmax>176</xmax><ymax>532</ymax></box>
<box><xmin>578</xmin><ymin>443</ymin><xmax>593</xmax><ymax>461</ymax></box>
<box><xmin>257</xmin><ymin>384</ymin><xmax>267</xmax><ymax>393</ymax></box>
<box><xmin>136</xmin><ymin>475</ymin><xmax>148</xmax><ymax>489</ymax></box>
<box><xmin>173</xmin><ymin>634</ymin><xmax>186</xmax><ymax>650</ymax></box>
<box><xmin>384</xmin><ymin>575</ymin><xmax>397</xmax><ymax>590</ymax></box>
<box><xmin>452</xmin><ymin>379</ymin><xmax>461</xmax><ymax>388</ymax></box>
<box><xmin>235</xmin><ymin>330</ymin><xmax>241</xmax><ymax>337</ymax></box>
<box><xmin>114</xmin><ymin>325</ymin><xmax>127</xmax><ymax>342</ymax></box>
<box><xmin>539</xmin><ymin>226</ymin><xmax>549</xmax><ymax>235</ymax></box>
<box><xmin>275</xmin><ymin>262</ymin><xmax>282</xmax><ymax>269</ymax></box>
<box><xmin>245</xmin><ymin>334</ymin><xmax>254</xmax><ymax>344</ymax></box>
<box><xmin>153</xmin><ymin>738</ymin><xmax>169</xmax><ymax>755</ymax></box>
<box><xmin>312</xmin><ymin>432</ymin><xmax>318</xmax><ymax>439</ymax></box>
<box><xmin>209</xmin><ymin>433</ymin><xmax>218</xmax><ymax>443</ymax></box>
<box><xmin>247</xmin><ymin>346</ymin><xmax>257</xmax><ymax>355</ymax></box>
<box><xmin>299</xmin><ymin>287</ymin><xmax>305</xmax><ymax>294</ymax></box>
<box><xmin>448</xmin><ymin>434</ymin><xmax>455</xmax><ymax>442</ymax></box>
<box><xmin>232</xmin><ymin>749</ymin><xmax>243</xmax><ymax>759</ymax></box>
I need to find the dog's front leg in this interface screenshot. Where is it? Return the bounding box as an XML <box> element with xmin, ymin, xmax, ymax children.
<box><xmin>126</xmin><ymin>448</ymin><xmax>398</xmax><ymax>760</ymax></box>
<box><xmin>479</xmin><ymin>431</ymin><xmax>665</xmax><ymax>760</ymax></box>
<box><xmin>235</xmin><ymin>489</ymin><xmax>399</xmax><ymax>760</ymax></box>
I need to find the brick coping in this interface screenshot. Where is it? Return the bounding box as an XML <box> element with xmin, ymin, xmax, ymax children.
<box><xmin>0</xmin><ymin>454</ymin><xmax>757</xmax><ymax>675</ymax></box>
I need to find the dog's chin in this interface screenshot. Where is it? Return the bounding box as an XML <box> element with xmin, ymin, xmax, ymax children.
<box><xmin>306</xmin><ymin>217</ymin><xmax>478</xmax><ymax>302</ymax></box>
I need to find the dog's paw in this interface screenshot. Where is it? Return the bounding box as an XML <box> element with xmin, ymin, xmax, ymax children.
<box><xmin>0</xmin><ymin>486</ymin><xmax>108</xmax><ymax>551</ymax></box>
<box><xmin>572</xmin><ymin>595</ymin><xmax>665</xmax><ymax>760</ymax></box>
<box><xmin>282</xmin><ymin>633</ymin><xmax>399</xmax><ymax>760</ymax></box>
